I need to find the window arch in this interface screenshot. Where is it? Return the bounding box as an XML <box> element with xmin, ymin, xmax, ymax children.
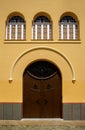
<box><xmin>59</xmin><ymin>13</ymin><xmax>79</xmax><ymax>40</ymax></box>
<box><xmin>32</xmin><ymin>15</ymin><xmax>52</xmax><ymax>40</ymax></box>
<box><xmin>6</xmin><ymin>15</ymin><xmax>26</xmax><ymax>40</ymax></box>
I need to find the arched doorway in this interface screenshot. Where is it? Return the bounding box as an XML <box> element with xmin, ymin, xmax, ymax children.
<box><xmin>23</xmin><ymin>60</ymin><xmax>62</xmax><ymax>118</ymax></box>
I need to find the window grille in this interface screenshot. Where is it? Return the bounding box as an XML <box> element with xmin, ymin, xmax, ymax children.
<box><xmin>32</xmin><ymin>16</ymin><xmax>52</xmax><ymax>40</ymax></box>
<box><xmin>59</xmin><ymin>16</ymin><xmax>79</xmax><ymax>40</ymax></box>
<box><xmin>6</xmin><ymin>16</ymin><xmax>26</xmax><ymax>40</ymax></box>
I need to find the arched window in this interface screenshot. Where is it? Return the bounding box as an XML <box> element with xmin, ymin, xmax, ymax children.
<box><xmin>6</xmin><ymin>16</ymin><xmax>26</xmax><ymax>40</ymax></box>
<box><xmin>59</xmin><ymin>15</ymin><xmax>79</xmax><ymax>40</ymax></box>
<box><xmin>32</xmin><ymin>16</ymin><xmax>52</xmax><ymax>40</ymax></box>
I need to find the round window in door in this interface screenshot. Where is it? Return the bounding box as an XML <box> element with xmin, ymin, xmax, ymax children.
<box><xmin>23</xmin><ymin>60</ymin><xmax>62</xmax><ymax>118</ymax></box>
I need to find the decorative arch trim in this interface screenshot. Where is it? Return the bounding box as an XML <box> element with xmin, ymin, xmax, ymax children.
<box><xmin>33</xmin><ymin>12</ymin><xmax>52</xmax><ymax>22</ymax></box>
<box><xmin>9</xmin><ymin>46</ymin><xmax>76</xmax><ymax>83</ymax></box>
<box><xmin>6</xmin><ymin>11</ymin><xmax>26</xmax><ymax>23</ymax></box>
<box><xmin>59</xmin><ymin>11</ymin><xmax>79</xmax><ymax>22</ymax></box>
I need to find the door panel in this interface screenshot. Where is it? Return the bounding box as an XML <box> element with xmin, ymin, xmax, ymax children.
<box><xmin>23</xmin><ymin>73</ymin><xmax>41</xmax><ymax>118</ymax></box>
<box><xmin>23</xmin><ymin>71</ymin><xmax>62</xmax><ymax>118</ymax></box>
<box><xmin>42</xmin><ymin>74</ymin><xmax>61</xmax><ymax>118</ymax></box>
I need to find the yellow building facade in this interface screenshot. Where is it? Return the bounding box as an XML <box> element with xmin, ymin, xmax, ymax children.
<box><xmin>0</xmin><ymin>0</ymin><xmax>85</xmax><ymax>120</ymax></box>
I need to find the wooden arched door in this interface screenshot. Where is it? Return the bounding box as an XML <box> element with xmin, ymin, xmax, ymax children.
<box><xmin>23</xmin><ymin>61</ymin><xmax>62</xmax><ymax>118</ymax></box>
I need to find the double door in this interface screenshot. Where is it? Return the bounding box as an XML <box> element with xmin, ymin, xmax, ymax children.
<box><xmin>23</xmin><ymin>72</ymin><xmax>62</xmax><ymax>118</ymax></box>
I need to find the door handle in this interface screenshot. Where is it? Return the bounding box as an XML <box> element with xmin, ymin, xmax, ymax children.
<box><xmin>36</xmin><ymin>99</ymin><xmax>40</xmax><ymax>105</ymax></box>
<box><xmin>44</xmin><ymin>99</ymin><xmax>48</xmax><ymax>104</ymax></box>
<box><xmin>36</xmin><ymin>99</ymin><xmax>48</xmax><ymax>105</ymax></box>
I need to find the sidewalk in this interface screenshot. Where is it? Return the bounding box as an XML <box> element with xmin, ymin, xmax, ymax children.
<box><xmin>0</xmin><ymin>120</ymin><xmax>85</xmax><ymax>130</ymax></box>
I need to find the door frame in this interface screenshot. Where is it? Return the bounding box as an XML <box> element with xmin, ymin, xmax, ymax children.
<box><xmin>23</xmin><ymin>60</ymin><xmax>62</xmax><ymax>119</ymax></box>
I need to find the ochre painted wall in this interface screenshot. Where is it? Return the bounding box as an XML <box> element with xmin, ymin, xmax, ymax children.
<box><xmin>0</xmin><ymin>0</ymin><xmax>85</xmax><ymax>103</ymax></box>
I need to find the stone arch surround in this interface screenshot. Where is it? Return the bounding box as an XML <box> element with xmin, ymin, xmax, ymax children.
<box><xmin>9</xmin><ymin>46</ymin><xmax>76</xmax><ymax>83</ymax></box>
